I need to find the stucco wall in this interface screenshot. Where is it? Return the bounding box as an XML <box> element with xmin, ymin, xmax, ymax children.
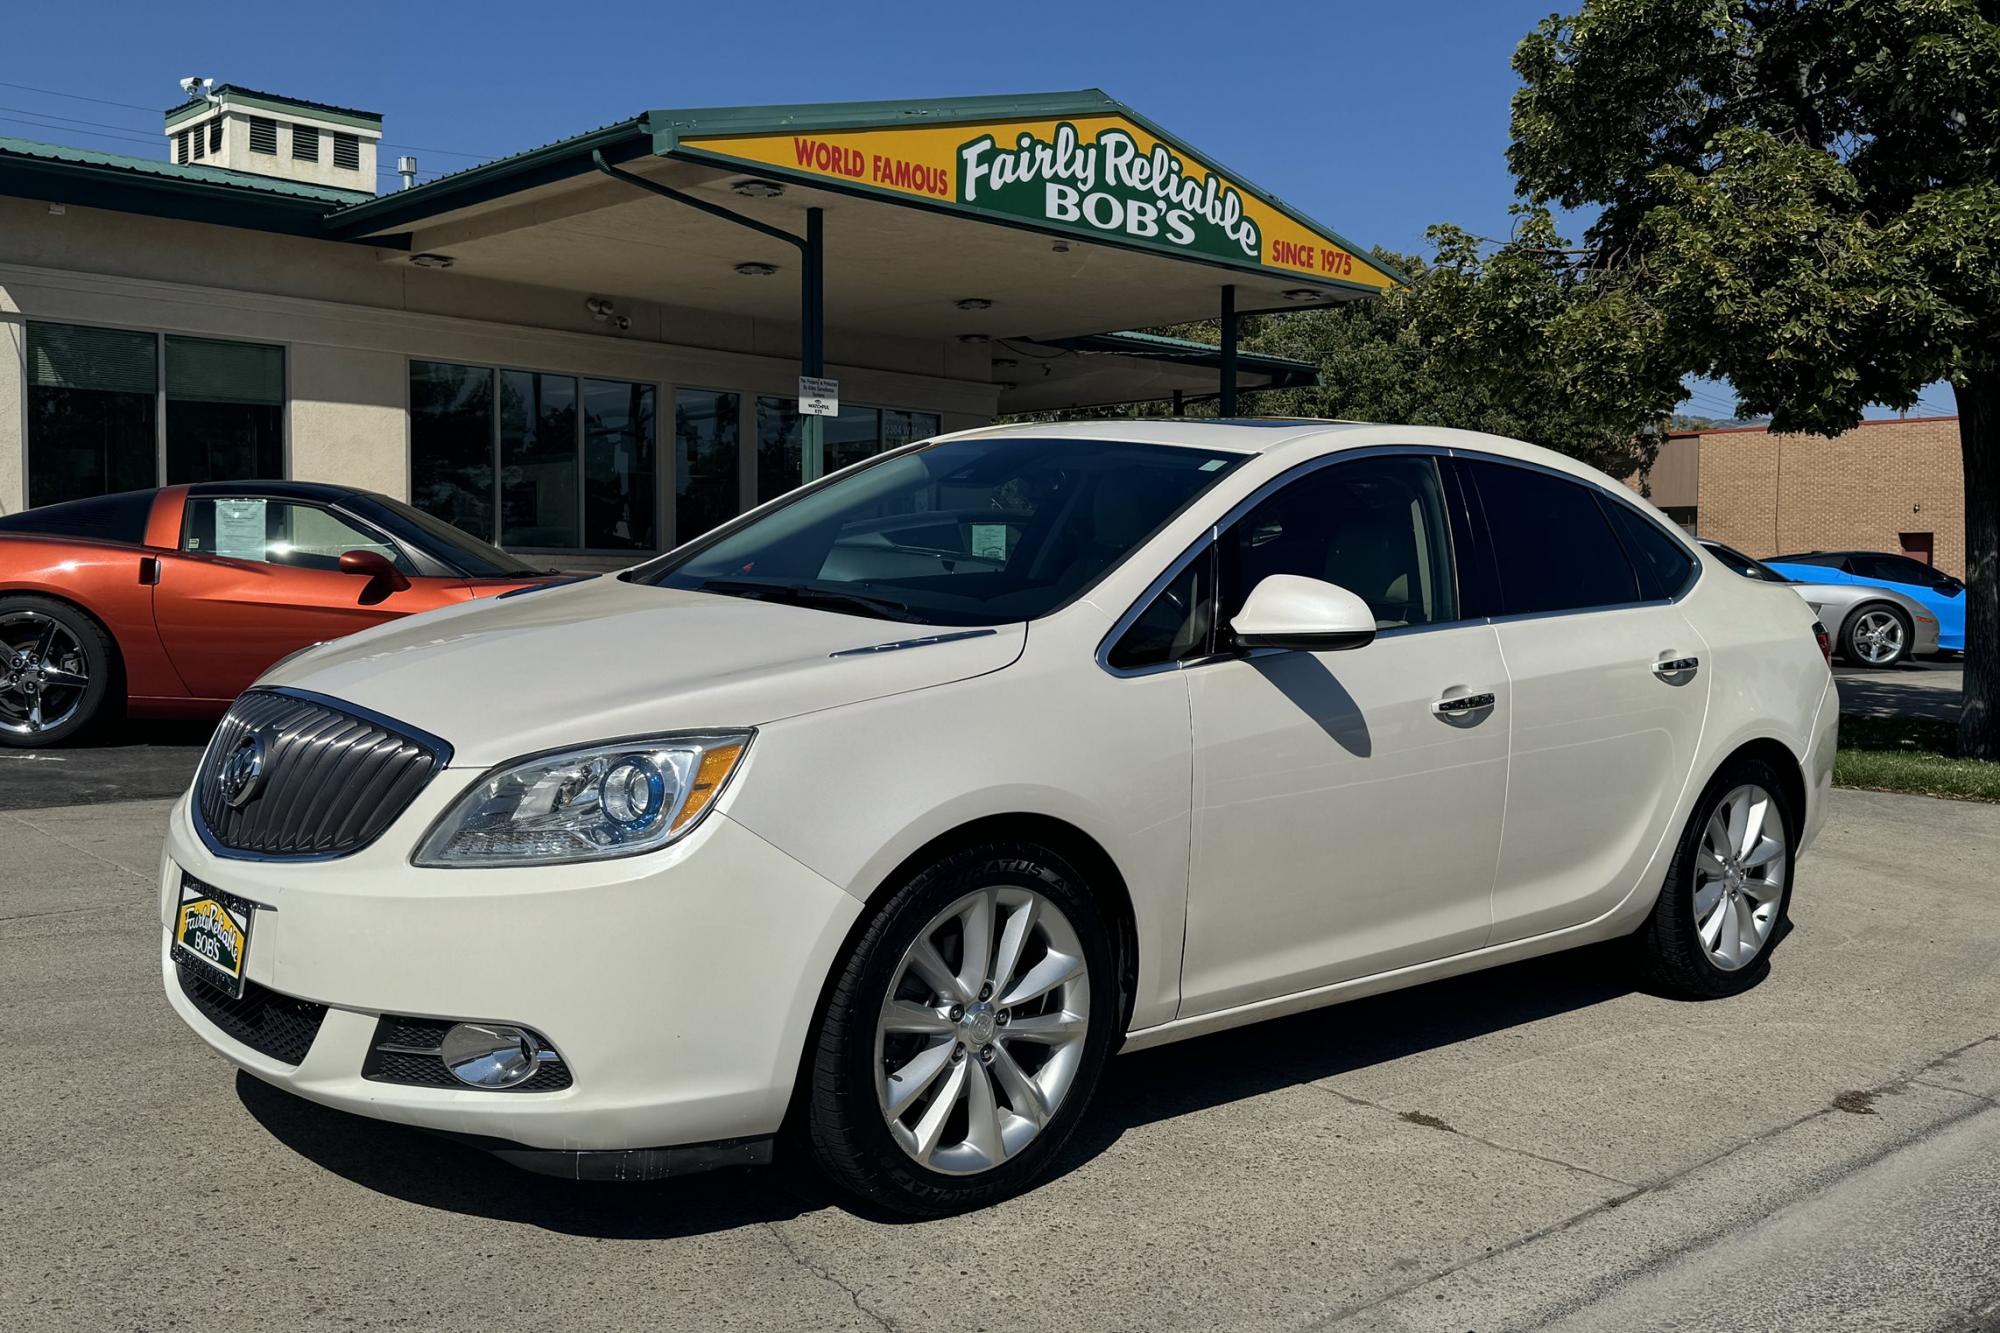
<box><xmin>288</xmin><ymin>345</ymin><xmax>406</xmax><ymax>497</ymax></box>
<box><xmin>0</xmin><ymin>313</ymin><xmax>21</xmax><ymax>516</ymax></box>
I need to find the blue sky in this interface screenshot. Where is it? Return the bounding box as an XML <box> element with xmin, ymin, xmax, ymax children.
<box><xmin>5</xmin><ymin>0</ymin><xmax>1955</xmax><ymax>420</ymax></box>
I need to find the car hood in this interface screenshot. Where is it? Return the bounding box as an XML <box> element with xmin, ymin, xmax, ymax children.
<box><xmin>264</xmin><ymin>575</ymin><xmax>1025</xmax><ymax>766</ymax></box>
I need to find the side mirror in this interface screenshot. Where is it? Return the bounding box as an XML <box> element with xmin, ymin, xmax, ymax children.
<box><xmin>1230</xmin><ymin>574</ymin><xmax>1377</xmax><ymax>652</ymax></box>
<box><xmin>338</xmin><ymin>549</ymin><xmax>411</xmax><ymax>592</ymax></box>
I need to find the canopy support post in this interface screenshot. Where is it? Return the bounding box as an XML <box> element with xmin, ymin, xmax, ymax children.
<box><xmin>1219</xmin><ymin>284</ymin><xmax>1238</xmax><ymax>416</ymax></box>
<box><xmin>592</xmin><ymin>152</ymin><xmax>828</xmax><ymax>490</ymax></box>
<box><xmin>801</xmin><ymin>206</ymin><xmax>826</xmax><ymax>483</ymax></box>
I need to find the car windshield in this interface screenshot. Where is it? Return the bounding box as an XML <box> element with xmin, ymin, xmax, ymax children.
<box><xmin>371</xmin><ymin>495</ymin><xmax>545</xmax><ymax>577</ymax></box>
<box><xmin>634</xmin><ymin>435</ymin><xmax>1245</xmax><ymax>626</ymax></box>
<box><xmin>1708</xmin><ymin>543</ymin><xmax>1791</xmax><ymax>583</ymax></box>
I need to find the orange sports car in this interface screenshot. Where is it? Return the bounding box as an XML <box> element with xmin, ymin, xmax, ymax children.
<box><xmin>0</xmin><ymin>481</ymin><xmax>557</xmax><ymax>746</ymax></box>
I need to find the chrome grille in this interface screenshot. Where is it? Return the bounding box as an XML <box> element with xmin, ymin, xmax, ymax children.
<box><xmin>195</xmin><ymin>689</ymin><xmax>449</xmax><ymax>859</ymax></box>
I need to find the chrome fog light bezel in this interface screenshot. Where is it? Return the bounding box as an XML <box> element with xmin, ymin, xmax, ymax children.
<box><xmin>440</xmin><ymin>1022</ymin><xmax>550</xmax><ymax>1089</ymax></box>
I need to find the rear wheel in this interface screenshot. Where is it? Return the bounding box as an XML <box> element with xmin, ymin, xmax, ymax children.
<box><xmin>1636</xmin><ymin>756</ymin><xmax>1795</xmax><ymax>998</ymax></box>
<box><xmin>0</xmin><ymin>597</ymin><xmax>113</xmax><ymax>747</ymax></box>
<box><xmin>1842</xmin><ymin>604</ymin><xmax>1911</xmax><ymax>667</ymax></box>
<box><xmin>805</xmin><ymin>842</ymin><xmax>1118</xmax><ymax>1216</ymax></box>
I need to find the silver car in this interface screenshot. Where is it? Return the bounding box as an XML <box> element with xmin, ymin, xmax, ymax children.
<box><xmin>1702</xmin><ymin>540</ymin><xmax>1938</xmax><ymax>666</ymax></box>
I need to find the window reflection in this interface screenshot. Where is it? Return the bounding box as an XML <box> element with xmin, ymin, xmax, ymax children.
<box><xmin>675</xmin><ymin>389</ymin><xmax>740</xmax><ymax>544</ymax></box>
<box><xmin>584</xmin><ymin>379</ymin><xmax>656</xmax><ymax>550</ymax></box>
<box><xmin>410</xmin><ymin>361</ymin><xmax>496</xmax><ymax>543</ymax></box>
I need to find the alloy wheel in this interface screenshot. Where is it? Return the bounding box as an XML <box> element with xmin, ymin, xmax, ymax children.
<box><xmin>0</xmin><ymin>612</ymin><xmax>90</xmax><ymax>736</ymax></box>
<box><xmin>1851</xmin><ymin>609</ymin><xmax>1905</xmax><ymax>665</ymax></box>
<box><xmin>1692</xmin><ymin>784</ymin><xmax>1787</xmax><ymax>971</ymax></box>
<box><xmin>875</xmin><ymin>886</ymin><xmax>1091</xmax><ymax>1175</ymax></box>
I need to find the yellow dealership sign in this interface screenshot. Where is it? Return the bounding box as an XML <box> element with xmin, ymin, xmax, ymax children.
<box><xmin>676</xmin><ymin>113</ymin><xmax>1396</xmax><ymax>293</ymax></box>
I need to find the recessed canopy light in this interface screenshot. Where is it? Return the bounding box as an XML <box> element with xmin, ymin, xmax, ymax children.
<box><xmin>957</xmin><ymin>333</ymin><xmax>991</xmax><ymax>344</ymax></box>
<box><xmin>1280</xmin><ymin>288</ymin><xmax>1323</xmax><ymax>302</ymax></box>
<box><xmin>732</xmin><ymin>180</ymin><xmax>785</xmax><ymax>199</ymax></box>
<box><xmin>954</xmin><ymin>297</ymin><xmax>994</xmax><ymax>311</ymax></box>
<box><xmin>735</xmin><ymin>262</ymin><xmax>779</xmax><ymax>277</ymax></box>
<box><xmin>409</xmin><ymin>252</ymin><xmax>455</xmax><ymax>269</ymax></box>
<box><xmin>1050</xmin><ymin>240</ymin><xmax>1071</xmax><ymax>254</ymax></box>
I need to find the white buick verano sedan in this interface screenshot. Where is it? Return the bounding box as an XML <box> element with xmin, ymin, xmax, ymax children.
<box><xmin>162</xmin><ymin>421</ymin><xmax>1836</xmax><ymax>1215</ymax></box>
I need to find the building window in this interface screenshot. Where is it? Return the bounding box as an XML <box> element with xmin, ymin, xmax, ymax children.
<box><xmin>293</xmin><ymin>125</ymin><xmax>319</xmax><ymax>162</ymax></box>
<box><xmin>675</xmin><ymin>389</ymin><xmax>740</xmax><ymax>543</ymax></box>
<box><xmin>24</xmin><ymin>323</ymin><xmax>284</xmax><ymax>507</ymax></box>
<box><xmin>248</xmin><ymin>117</ymin><xmax>278</xmax><ymax>155</ymax></box>
<box><xmin>411</xmin><ymin>361</ymin><xmax>656</xmax><ymax>552</ymax></box>
<box><xmin>500</xmin><ymin>371</ymin><xmax>579</xmax><ymax>548</ymax></box>
<box><xmin>755</xmin><ymin>399</ymin><xmax>937</xmax><ymax>502</ymax></box>
<box><xmin>174</xmin><ymin>130</ymin><xmax>191</xmax><ymax>164</ymax></box>
<box><xmin>209</xmin><ymin>119</ymin><xmax>223</xmax><ymax>155</ymax></box>
<box><xmin>583</xmin><ymin>378</ymin><xmax>657</xmax><ymax>550</ymax></box>
<box><xmin>884</xmin><ymin>409</ymin><xmax>942</xmax><ymax>451</ymax></box>
<box><xmin>164</xmin><ymin>336</ymin><xmax>285</xmax><ymax>483</ymax></box>
<box><xmin>191</xmin><ymin>121</ymin><xmax>207</xmax><ymax>160</ymax></box>
<box><xmin>331</xmin><ymin>132</ymin><xmax>360</xmax><ymax>171</ymax></box>
<box><xmin>24</xmin><ymin>324</ymin><xmax>159</xmax><ymax>508</ymax></box>
<box><xmin>410</xmin><ymin>361</ymin><xmax>496</xmax><ymax>544</ymax></box>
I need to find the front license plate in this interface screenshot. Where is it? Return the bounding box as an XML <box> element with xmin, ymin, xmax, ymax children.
<box><xmin>172</xmin><ymin>874</ymin><xmax>256</xmax><ymax>999</ymax></box>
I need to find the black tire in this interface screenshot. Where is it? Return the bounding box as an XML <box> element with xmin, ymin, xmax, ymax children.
<box><xmin>804</xmin><ymin>841</ymin><xmax>1119</xmax><ymax>1216</ymax></box>
<box><xmin>1635</xmin><ymin>755</ymin><xmax>1797</xmax><ymax>998</ymax></box>
<box><xmin>0</xmin><ymin>595</ymin><xmax>116</xmax><ymax>748</ymax></box>
<box><xmin>1840</xmin><ymin>602</ymin><xmax>1912</xmax><ymax>667</ymax></box>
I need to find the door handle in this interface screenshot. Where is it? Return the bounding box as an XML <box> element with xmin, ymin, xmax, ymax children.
<box><xmin>1432</xmin><ymin>691</ymin><xmax>1496</xmax><ymax>718</ymax></box>
<box><xmin>1652</xmin><ymin>656</ymin><xmax>1699</xmax><ymax>679</ymax></box>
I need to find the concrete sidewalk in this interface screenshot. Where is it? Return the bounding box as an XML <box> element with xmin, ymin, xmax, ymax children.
<box><xmin>2</xmin><ymin>788</ymin><xmax>1998</xmax><ymax>1332</ymax></box>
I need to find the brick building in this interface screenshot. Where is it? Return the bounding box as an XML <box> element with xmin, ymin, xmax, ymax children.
<box><xmin>1634</xmin><ymin>416</ymin><xmax>1965</xmax><ymax>577</ymax></box>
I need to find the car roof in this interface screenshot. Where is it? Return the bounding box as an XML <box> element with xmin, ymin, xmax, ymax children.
<box><xmin>944</xmin><ymin>418</ymin><xmax>1617</xmax><ymax>480</ymax></box>
<box><xmin>186</xmin><ymin>479</ymin><xmax>388</xmax><ymax>504</ymax></box>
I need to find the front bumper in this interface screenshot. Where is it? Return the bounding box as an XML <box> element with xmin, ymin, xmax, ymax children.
<box><xmin>159</xmin><ymin>785</ymin><xmax>862</xmax><ymax>1155</ymax></box>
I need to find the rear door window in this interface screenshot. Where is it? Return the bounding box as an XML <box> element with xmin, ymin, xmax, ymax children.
<box><xmin>1599</xmin><ymin>498</ymin><xmax>1698</xmax><ymax>600</ymax></box>
<box><xmin>1464</xmin><ymin>460</ymin><xmax>1640</xmax><ymax>616</ymax></box>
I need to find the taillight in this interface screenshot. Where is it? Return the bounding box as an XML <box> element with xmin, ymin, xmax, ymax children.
<box><xmin>1812</xmin><ymin>620</ymin><xmax>1832</xmax><ymax>665</ymax></box>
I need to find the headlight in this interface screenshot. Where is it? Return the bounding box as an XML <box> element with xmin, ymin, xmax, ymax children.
<box><xmin>413</xmin><ymin>732</ymin><xmax>752</xmax><ymax>867</ymax></box>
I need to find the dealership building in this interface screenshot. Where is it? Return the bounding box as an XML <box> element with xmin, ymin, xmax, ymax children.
<box><xmin>1636</xmin><ymin>415</ymin><xmax>1966</xmax><ymax>577</ymax></box>
<box><xmin>0</xmin><ymin>85</ymin><xmax>1394</xmax><ymax>565</ymax></box>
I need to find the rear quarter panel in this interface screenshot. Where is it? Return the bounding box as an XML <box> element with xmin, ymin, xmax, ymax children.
<box><xmin>1681</xmin><ymin>554</ymin><xmax>1833</xmax><ymax>847</ymax></box>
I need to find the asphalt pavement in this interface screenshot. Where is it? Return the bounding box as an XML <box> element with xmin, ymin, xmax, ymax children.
<box><xmin>2</xmin><ymin>786</ymin><xmax>1997</xmax><ymax>1331</ymax></box>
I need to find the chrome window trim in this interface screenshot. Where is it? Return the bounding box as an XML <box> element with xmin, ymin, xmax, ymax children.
<box><xmin>1096</xmin><ymin>442</ymin><xmax>1705</xmax><ymax>679</ymax></box>
<box><xmin>829</xmin><ymin>629</ymin><xmax>998</xmax><ymax>657</ymax></box>
<box><xmin>190</xmin><ymin>686</ymin><xmax>454</xmax><ymax>864</ymax></box>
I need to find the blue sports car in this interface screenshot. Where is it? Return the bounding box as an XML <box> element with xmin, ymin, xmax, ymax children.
<box><xmin>1764</xmin><ymin>550</ymin><xmax>1966</xmax><ymax>652</ymax></box>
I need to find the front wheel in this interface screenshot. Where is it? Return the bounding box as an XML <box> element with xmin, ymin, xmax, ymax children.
<box><xmin>1635</xmin><ymin>757</ymin><xmax>1796</xmax><ymax>998</ymax></box>
<box><xmin>804</xmin><ymin>842</ymin><xmax>1118</xmax><ymax>1216</ymax></box>
<box><xmin>1842</xmin><ymin>604</ymin><xmax>1911</xmax><ymax>667</ymax></box>
<box><xmin>0</xmin><ymin>597</ymin><xmax>114</xmax><ymax>747</ymax></box>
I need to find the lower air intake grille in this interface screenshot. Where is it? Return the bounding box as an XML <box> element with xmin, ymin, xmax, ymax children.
<box><xmin>361</xmin><ymin>1015</ymin><xmax>572</xmax><ymax>1092</ymax></box>
<box><xmin>176</xmin><ymin>964</ymin><xmax>328</xmax><ymax>1067</ymax></box>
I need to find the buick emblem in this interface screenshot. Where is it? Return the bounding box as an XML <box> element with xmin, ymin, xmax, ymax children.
<box><xmin>218</xmin><ymin>731</ymin><xmax>269</xmax><ymax>809</ymax></box>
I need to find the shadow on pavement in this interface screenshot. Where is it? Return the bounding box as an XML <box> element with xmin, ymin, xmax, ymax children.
<box><xmin>0</xmin><ymin>718</ymin><xmax>215</xmax><ymax>810</ymax></box>
<box><xmin>239</xmin><ymin>942</ymin><xmax>1640</xmax><ymax>1235</ymax></box>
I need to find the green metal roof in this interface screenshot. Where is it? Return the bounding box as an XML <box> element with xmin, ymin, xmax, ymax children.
<box><xmin>0</xmin><ymin>136</ymin><xmax>372</xmax><ymax>204</ymax></box>
<box><xmin>165</xmin><ymin>85</ymin><xmax>383</xmax><ymax>130</ymax></box>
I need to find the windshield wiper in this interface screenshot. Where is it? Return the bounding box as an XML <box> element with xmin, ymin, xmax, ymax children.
<box><xmin>695</xmin><ymin>579</ymin><xmax>917</xmax><ymax>622</ymax></box>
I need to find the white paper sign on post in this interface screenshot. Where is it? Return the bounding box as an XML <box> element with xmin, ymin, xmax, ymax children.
<box><xmin>798</xmin><ymin>376</ymin><xmax>839</xmax><ymax>417</ymax></box>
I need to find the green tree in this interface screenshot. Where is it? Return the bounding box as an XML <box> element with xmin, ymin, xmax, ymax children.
<box><xmin>1077</xmin><ymin>223</ymin><xmax>1684</xmax><ymax>482</ymax></box>
<box><xmin>1509</xmin><ymin>0</ymin><xmax>2000</xmax><ymax>757</ymax></box>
